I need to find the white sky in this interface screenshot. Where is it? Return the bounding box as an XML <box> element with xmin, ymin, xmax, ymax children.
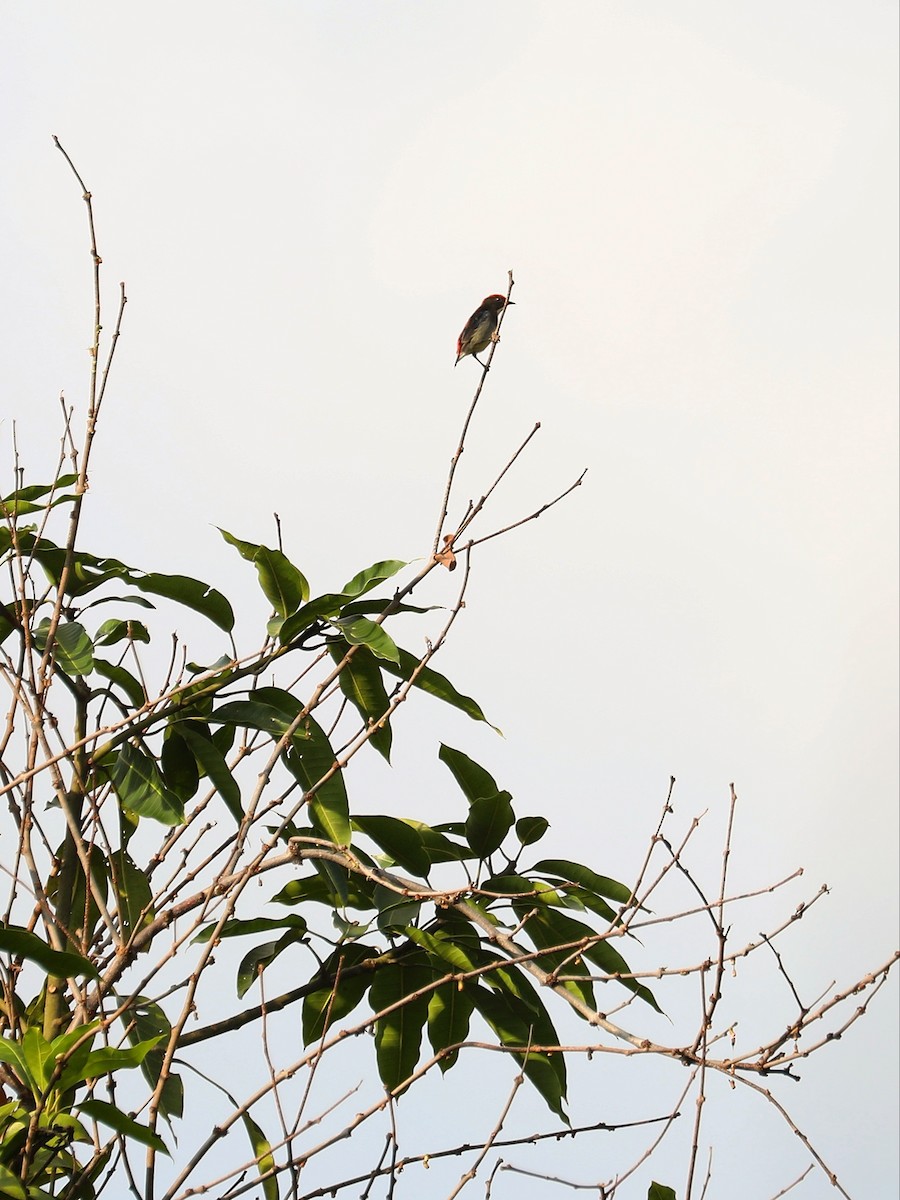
<box><xmin>1</xmin><ymin>3</ymin><xmax>897</xmax><ymax>1197</ymax></box>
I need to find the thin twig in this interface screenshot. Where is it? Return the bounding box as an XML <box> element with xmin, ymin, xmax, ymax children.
<box><xmin>432</xmin><ymin>270</ymin><xmax>516</xmax><ymax>554</ymax></box>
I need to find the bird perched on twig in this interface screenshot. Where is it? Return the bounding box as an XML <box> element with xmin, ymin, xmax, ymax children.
<box><xmin>455</xmin><ymin>294</ymin><xmax>513</xmax><ymax>367</ymax></box>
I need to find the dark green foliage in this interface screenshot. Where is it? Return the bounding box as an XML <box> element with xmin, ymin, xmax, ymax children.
<box><xmin>1</xmin><ymin>468</ymin><xmax>650</xmax><ymax>1193</ymax></box>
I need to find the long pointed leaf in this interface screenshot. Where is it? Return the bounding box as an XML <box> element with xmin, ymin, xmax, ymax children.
<box><xmin>383</xmin><ymin>651</ymin><xmax>497</xmax><ymax>729</ymax></box>
<box><xmin>353</xmin><ymin>816</ymin><xmax>429</xmax><ymax>877</ymax></box>
<box><xmin>78</xmin><ymin>1098</ymin><xmax>168</xmax><ymax>1154</ymax></box>
<box><xmin>240</xmin><ymin>1111</ymin><xmax>278</xmax><ymax>1200</ymax></box>
<box><xmin>471</xmin><ymin>985</ymin><xmax>567</xmax><ymax>1121</ymax></box>
<box><xmin>283</xmin><ymin>714</ymin><xmax>350</xmax><ymax>846</ymax></box>
<box><xmin>331</xmin><ymin>615</ymin><xmax>400</xmax><ymax>664</ymax></box>
<box><xmin>329</xmin><ymin>640</ymin><xmax>392</xmax><ymax>761</ymax></box>
<box><xmin>137</xmin><ymin>573</ymin><xmax>234</xmax><ymax>633</ymax></box>
<box><xmin>0</xmin><ymin>924</ymin><xmax>98</xmax><ymax>979</ymax></box>
<box><xmin>180</xmin><ymin>723</ymin><xmax>243</xmax><ymax>821</ymax></box>
<box><xmin>427</xmin><ymin>981</ymin><xmax>475</xmax><ymax>1071</ymax></box>
<box><xmin>369</xmin><ymin>961</ymin><xmax>433</xmax><ymax>1093</ymax></box>
<box><xmin>111</xmin><ymin>744</ymin><xmax>185</xmax><ymax>826</ymax></box>
<box><xmin>341</xmin><ymin>560</ymin><xmax>406</xmax><ymax>598</ymax></box>
<box><xmin>219</xmin><ymin>529</ymin><xmax>309</xmax><ymax>617</ymax></box>
<box><xmin>532</xmin><ymin>859</ymin><xmax>633</xmax><ymax>906</ymax></box>
<box><xmin>302</xmin><ymin>944</ymin><xmax>377</xmax><ymax>1044</ymax></box>
<box><xmin>439</xmin><ymin>745</ymin><xmax>501</xmax><ymax>805</ymax></box>
<box><xmin>466</xmin><ymin>792</ymin><xmax>514</xmax><ymax>857</ymax></box>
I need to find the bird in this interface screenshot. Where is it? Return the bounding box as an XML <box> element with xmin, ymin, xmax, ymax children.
<box><xmin>455</xmin><ymin>294</ymin><xmax>513</xmax><ymax>367</ymax></box>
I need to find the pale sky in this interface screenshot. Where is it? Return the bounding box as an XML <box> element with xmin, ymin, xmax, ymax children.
<box><xmin>2</xmin><ymin>3</ymin><xmax>897</xmax><ymax>1197</ymax></box>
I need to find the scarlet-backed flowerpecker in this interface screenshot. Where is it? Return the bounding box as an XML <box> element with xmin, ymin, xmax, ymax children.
<box><xmin>455</xmin><ymin>294</ymin><xmax>513</xmax><ymax>367</ymax></box>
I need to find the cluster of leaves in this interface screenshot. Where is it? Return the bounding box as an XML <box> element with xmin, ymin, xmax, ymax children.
<box><xmin>0</xmin><ymin>473</ymin><xmax>655</xmax><ymax>1197</ymax></box>
<box><xmin>0</xmin><ymin>930</ymin><xmax>164</xmax><ymax>1199</ymax></box>
<box><xmin>207</xmin><ymin>740</ymin><xmax>659</xmax><ymax>1119</ymax></box>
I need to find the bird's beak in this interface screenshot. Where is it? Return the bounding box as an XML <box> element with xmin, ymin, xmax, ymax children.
<box><xmin>505</xmin><ymin>299</ymin><xmax>515</xmax><ymax>305</ymax></box>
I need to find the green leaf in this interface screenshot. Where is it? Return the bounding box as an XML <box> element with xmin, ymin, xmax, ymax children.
<box><xmin>94</xmin><ymin>618</ymin><xmax>151</xmax><ymax>645</ymax></box>
<box><xmin>0</xmin><ymin>1036</ymin><xmax>29</xmax><ymax>1085</ymax></box>
<box><xmin>338</xmin><ymin>598</ymin><xmax>437</xmax><ymax>618</ymax></box>
<box><xmin>278</xmin><ymin>593</ymin><xmax>347</xmax><ymax>643</ymax></box>
<box><xmin>0</xmin><ymin>603</ymin><xmax>18</xmax><ymax>647</ymax></box>
<box><xmin>235</xmin><ymin>940</ymin><xmax>282</xmax><ymax>998</ymax></box>
<box><xmin>403</xmin><ymin>820</ymin><xmax>473</xmax><ymax>863</ymax></box>
<box><xmin>353</xmin><ymin>816</ymin><xmax>430</xmax><ymax>877</ymax></box>
<box><xmin>160</xmin><ymin>732</ymin><xmax>200</xmax><ymax>801</ymax></box>
<box><xmin>272</xmin><ymin>869</ymin><xmax>374</xmax><ymax>913</ymax></box>
<box><xmin>111</xmin><ymin>851</ymin><xmax>154</xmax><ymax>945</ymax></box>
<box><xmin>370</xmin><ymin>961</ymin><xmax>433</xmax><ymax>1093</ymax></box>
<box><xmin>439</xmin><ymin>744</ymin><xmax>501</xmax><ymax>805</ymax></box>
<box><xmin>0</xmin><ymin>1165</ymin><xmax>28</xmax><ymax>1198</ymax></box>
<box><xmin>111</xmin><ymin>744</ymin><xmax>185</xmax><ymax>826</ymax></box>
<box><xmin>219</xmin><ymin>529</ymin><xmax>309</xmax><ymax>617</ymax></box>
<box><xmin>405</xmin><ymin>927</ymin><xmax>479</xmax><ymax>973</ymax></box>
<box><xmin>517</xmin><ymin>905</ymin><xmax>659</xmax><ymax>1012</ymax></box>
<box><xmin>240</xmin><ymin>1111</ymin><xmax>278</xmax><ymax>1200</ymax></box>
<box><xmin>1</xmin><ymin>474</ymin><xmax>78</xmax><ymax>504</ymax></box>
<box><xmin>22</xmin><ymin>538</ymin><xmax>125</xmax><ymax>595</ymax></box>
<box><xmin>516</xmin><ymin>816</ymin><xmax>549</xmax><ymax>845</ymax></box>
<box><xmin>21</xmin><ymin>1025</ymin><xmax>55</xmax><ymax>1092</ymax></box>
<box><xmin>0</xmin><ymin>476</ymin><xmax>80</xmax><ymax>517</ymax></box>
<box><xmin>471</xmin><ymin>985</ymin><xmax>567</xmax><ymax>1121</ymax></box>
<box><xmin>330</xmin><ymin>615</ymin><xmax>400</xmax><ymax>664</ymax></box>
<box><xmin>209</xmin><ymin>699</ymin><xmax>293</xmax><ymax>738</ymax></box>
<box><xmin>138</xmin><ymin>573</ymin><xmax>234</xmax><ymax>632</ymax></box>
<box><xmin>302</xmin><ymin>944</ymin><xmax>378</xmax><ymax>1044</ymax></box>
<box><xmin>648</xmin><ymin>1185</ymin><xmax>677</xmax><ymax>1200</ymax></box>
<box><xmin>341</xmin><ymin>559</ymin><xmax>407</xmax><ymax>598</ymax></box>
<box><xmin>85</xmin><ymin>593</ymin><xmax>156</xmax><ymax>612</ymax></box>
<box><xmin>384</xmin><ymin>652</ymin><xmax>496</xmax><ymax>729</ymax></box>
<box><xmin>283</xmin><ymin>714</ymin><xmax>351</xmax><ymax>846</ymax></box>
<box><xmin>556</xmin><ymin>885</ymin><xmax>617</xmax><ymax>924</ymax></box>
<box><xmin>522</xmin><ymin>1050</ymin><xmax>567</xmax><ymax>1121</ymax></box>
<box><xmin>77</xmin><ymin>1099</ymin><xmax>168</xmax><ymax>1154</ymax></box>
<box><xmin>62</xmin><ymin>1037</ymin><xmax>162</xmax><ymax>1085</ymax></box>
<box><xmin>509</xmin><ymin>908</ymin><xmax>596</xmax><ymax>1008</ymax></box>
<box><xmin>212</xmin><ymin>721</ymin><xmax>236</xmax><ymax>759</ymax></box>
<box><xmin>0</xmin><ymin>495</ymin><xmax>78</xmax><ymax>515</ymax></box>
<box><xmin>47</xmin><ymin>1025</ymin><xmax>99</xmax><ymax>1088</ymax></box>
<box><xmin>466</xmin><ymin>792</ymin><xmax>514</xmax><ymax>858</ymax></box>
<box><xmin>54</xmin><ymin>620</ymin><xmax>95</xmax><ymax>674</ymax></box>
<box><xmin>485</xmin><ymin>960</ymin><xmax>568</xmax><ymax>1079</ymax></box>
<box><xmin>236</xmin><ymin>926</ymin><xmax>306</xmax><ymax>998</ymax></box>
<box><xmin>373</xmin><ymin>885</ymin><xmax>422</xmax><ymax>931</ymax></box>
<box><xmin>92</xmin><ymin>658</ymin><xmax>147</xmax><ymax>708</ymax></box>
<box><xmin>427</xmin><ymin>980</ymin><xmax>475</xmax><ymax>1071</ymax></box>
<box><xmin>332</xmin><ymin>913</ymin><xmax>370</xmax><ymax>939</ymax></box>
<box><xmin>194</xmin><ymin>914</ymin><xmax>307</xmax><ymax>944</ymax></box>
<box><xmin>329</xmin><ymin>640</ymin><xmax>392</xmax><ymax>761</ymax></box>
<box><xmin>0</xmin><ymin>923</ymin><xmax>99</xmax><ymax>979</ymax></box>
<box><xmin>532</xmin><ymin>859</ymin><xmax>633</xmax><ymax>906</ymax></box>
<box><xmin>186</xmin><ymin>653</ymin><xmax>234</xmax><ymax>675</ymax></box>
<box><xmin>25</xmin><ymin>538</ymin><xmax>235</xmax><ymax>637</ymax></box>
<box><xmin>217</xmin><ymin>534</ymin><xmax>297</xmax><ymax>610</ymax></box>
<box><xmin>34</xmin><ymin>619</ymin><xmax>94</xmax><ymax>675</ymax></box>
<box><xmin>483</xmin><ymin>874</ymin><xmax>546</xmax><ymax>898</ymax></box>
<box><xmin>581</xmin><ymin>937</ymin><xmax>662</xmax><ymax>1013</ymax></box>
<box><xmin>216</xmin><ymin>529</ymin><xmax>262</xmax><ymax>559</ymax></box>
<box><xmin>122</xmin><ymin>996</ymin><xmax>183</xmax><ymax>1121</ymax></box>
<box><xmin>179</xmin><ymin>723</ymin><xmax>242</xmax><ymax>821</ymax></box>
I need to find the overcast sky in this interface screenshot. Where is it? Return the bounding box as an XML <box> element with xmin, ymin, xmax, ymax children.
<box><xmin>2</xmin><ymin>3</ymin><xmax>898</xmax><ymax>1197</ymax></box>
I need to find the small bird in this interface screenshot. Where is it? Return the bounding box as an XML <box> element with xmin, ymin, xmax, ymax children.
<box><xmin>455</xmin><ymin>294</ymin><xmax>513</xmax><ymax>367</ymax></box>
